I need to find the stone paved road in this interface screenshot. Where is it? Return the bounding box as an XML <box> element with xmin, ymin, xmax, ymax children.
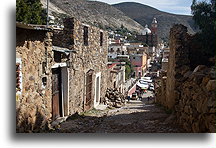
<box><xmin>56</xmin><ymin>91</ymin><xmax>185</xmax><ymax>133</ymax></box>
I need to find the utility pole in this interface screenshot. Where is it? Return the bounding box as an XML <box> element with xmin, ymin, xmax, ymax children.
<box><xmin>46</xmin><ymin>0</ymin><xmax>49</xmax><ymax>28</ymax></box>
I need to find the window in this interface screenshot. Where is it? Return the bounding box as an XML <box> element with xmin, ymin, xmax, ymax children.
<box><xmin>83</xmin><ymin>26</ymin><xmax>88</xmax><ymax>46</ymax></box>
<box><xmin>42</xmin><ymin>77</ymin><xmax>47</xmax><ymax>87</ymax></box>
<box><xmin>42</xmin><ymin>62</ymin><xmax>47</xmax><ymax>74</ymax></box>
<box><xmin>16</xmin><ymin>60</ymin><xmax>22</xmax><ymax>92</ymax></box>
<box><xmin>100</xmin><ymin>32</ymin><xmax>103</xmax><ymax>46</ymax></box>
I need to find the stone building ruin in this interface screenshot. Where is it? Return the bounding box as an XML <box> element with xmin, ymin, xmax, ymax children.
<box><xmin>16</xmin><ymin>17</ymin><xmax>110</xmax><ymax>132</ymax></box>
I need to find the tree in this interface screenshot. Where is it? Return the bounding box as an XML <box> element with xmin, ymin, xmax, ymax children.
<box><xmin>119</xmin><ymin>58</ymin><xmax>134</xmax><ymax>80</ymax></box>
<box><xmin>190</xmin><ymin>0</ymin><xmax>215</xmax><ymax>66</ymax></box>
<box><xmin>16</xmin><ymin>0</ymin><xmax>46</xmax><ymax>24</ymax></box>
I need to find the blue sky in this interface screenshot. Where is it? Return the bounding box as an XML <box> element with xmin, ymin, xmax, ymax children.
<box><xmin>91</xmin><ymin>0</ymin><xmax>194</xmax><ymax>15</ymax></box>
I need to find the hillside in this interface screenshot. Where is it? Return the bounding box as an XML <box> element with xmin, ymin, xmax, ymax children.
<box><xmin>41</xmin><ymin>0</ymin><xmax>144</xmax><ymax>32</ymax></box>
<box><xmin>113</xmin><ymin>2</ymin><xmax>198</xmax><ymax>41</ymax></box>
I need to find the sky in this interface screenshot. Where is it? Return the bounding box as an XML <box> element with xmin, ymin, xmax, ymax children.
<box><xmin>90</xmin><ymin>0</ymin><xmax>195</xmax><ymax>15</ymax></box>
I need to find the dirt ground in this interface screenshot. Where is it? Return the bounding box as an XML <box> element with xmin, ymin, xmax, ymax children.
<box><xmin>55</xmin><ymin>92</ymin><xmax>185</xmax><ymax>133</ymax></box>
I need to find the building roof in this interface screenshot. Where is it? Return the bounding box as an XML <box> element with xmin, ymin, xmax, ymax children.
<box><xmin>16</xmin><ymin>22</ymin><xmax>50</xmax><ymax>31</ymax></box>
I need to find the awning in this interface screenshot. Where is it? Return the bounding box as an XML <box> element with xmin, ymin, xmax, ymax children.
<box><xmin>52</xmin><ymin>46</ymin><xmax>77</xmax><ymax>56</ymax></box>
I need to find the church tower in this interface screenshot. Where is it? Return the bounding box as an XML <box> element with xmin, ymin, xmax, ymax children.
<box><xmin>151</xmin><ymin>18</ymin><xmax>158</xmax><ymax>35</ymax></box>
<box><xmin>151</xmin><ymin>18</ymin><xmax>158</xmax><ymax>47</ymax></box>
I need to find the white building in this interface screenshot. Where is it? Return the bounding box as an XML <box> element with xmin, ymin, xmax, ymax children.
<box><xmin>108</xmin><ymin>43</ymin><xmax>127</xmax><ymax>59</ymax></box>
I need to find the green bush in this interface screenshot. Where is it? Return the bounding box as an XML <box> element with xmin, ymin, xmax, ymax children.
<box><xmin>190</xmin><ymin>0</ymin><xmax>216</xmax><ymax>67</ymax></box>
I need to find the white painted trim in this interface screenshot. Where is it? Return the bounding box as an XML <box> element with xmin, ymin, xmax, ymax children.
<box><xmin>82</xmin><ymin>23</ymin><xmax>90</xmax><ymax>27</ymax></box>
<box><xmin>61</xmin><ymin>67</ymin><xmax>69</xmax><ymax>117</ymax></box>
<box><xmin>94</xmin><ymin>72</ymin><xmax>101</xmax><ymax>108</ymax></box>
<box><xmin>61</xmin><ymin>72</ymin><xmax>64</xmax><ymax>117</ymax></box>
<box><xmin>66</xmin><ymin>68</ymin><xmax>69</xmax><ymax>115</ymax></box>
<box><xmin>51</xmin><ymin>63</ymin><xmax>67</xmax><ymax>68</ymax></box>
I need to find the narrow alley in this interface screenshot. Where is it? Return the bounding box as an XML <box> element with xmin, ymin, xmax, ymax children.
<box><xmin>56</xmin><ymin>90</ymin><xmax>185</xmax><ymax>133</ymax></box>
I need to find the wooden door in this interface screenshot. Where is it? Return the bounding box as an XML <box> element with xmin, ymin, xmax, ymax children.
<box><xmin>52</xmin><ymin>68</ymin><xmax>61</xmax><ymax>120</ymax></box>
<box><xmin>85</xmin><ymin>70</ymin><xmax>93</xmax><ymax>110</ymax></box>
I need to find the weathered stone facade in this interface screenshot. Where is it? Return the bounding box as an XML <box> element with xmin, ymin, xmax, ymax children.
<box><xmin>165</xmin><ymin>25</ymin><xmax>190</xmax><ymax>109</ymax></box>
<box><xmin>176</xmin><ymin>65</ymin><xmax>215</xmax><ymax>132</ymax></box>
<box><xmin>52</xmin><ymin>18</ymin><xmax>109</xmax><ymax>114</ymax></box>
<box><xmin>16</xmin><ymin>23</ymin><xmax>53</xmax><ymax>132</ymax></box>
<box><xmin>156</xmin><ymin>24</ymin><xmax>215</xmax><ymax>132</ymax></box>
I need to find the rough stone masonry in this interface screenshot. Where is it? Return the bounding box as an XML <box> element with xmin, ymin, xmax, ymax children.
<box><xmin>16</xmin><ymin>24</ymin><xmax>53</xmax><ymax>132</ymax></box>
<box><xmin>156</xmin><ymin>24</ymin><xmax>215</xmax><ymax>132</ymax></box>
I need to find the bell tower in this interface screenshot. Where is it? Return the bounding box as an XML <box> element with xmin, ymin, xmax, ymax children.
<box><xmin>151</xmin><ymin>18</ymin><xmax>158</xmax><ymax>35</ymax></box>
<box><xmin>151</xmin><ymin>18</ymin><xmax>158</xmax><ymax>47</ymax></box>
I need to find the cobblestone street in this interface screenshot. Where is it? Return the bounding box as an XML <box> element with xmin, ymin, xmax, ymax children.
<box><xmin>56</xmin><ymin>90</ymin><xmax>185</xmax><ymax>133</ymax></box>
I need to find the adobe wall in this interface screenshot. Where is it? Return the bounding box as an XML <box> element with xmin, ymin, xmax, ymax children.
<box><xmin>16</xmin><ymin>28</ymin><xmax>53</xmax><ymax>132</ymax></box>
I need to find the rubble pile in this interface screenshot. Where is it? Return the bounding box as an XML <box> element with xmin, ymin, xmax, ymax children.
<box><xmin>104</xmin><ymin>88</ymin><xmax>126</xmax><ymax>108</ymax></box>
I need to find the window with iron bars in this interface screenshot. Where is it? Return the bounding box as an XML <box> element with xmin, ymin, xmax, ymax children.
<box><xmin>16</xmin><ymin>63</ymin><xmax>21</xmax><ymax>92</ymax></box>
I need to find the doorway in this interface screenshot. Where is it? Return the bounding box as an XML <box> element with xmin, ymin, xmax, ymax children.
<box><xmin>52</xmin><ymin>68</ymin><xmax>62</xmax><ymax>120</ymax></box>
<box><xmin>85</xmin><ymin>70</ymin><xmax>93</xmax><ymax>110</ymax></box>
<box><xmin>52</xmin><ymin>67</ymin><xmax>69</xmax><ymax>120</ymax></box>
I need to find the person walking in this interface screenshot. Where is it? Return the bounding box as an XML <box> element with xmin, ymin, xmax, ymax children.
<box><xmin>137</xmin><ymin>90</ymin><xmax>142</xmax><ymax>100</ymax></box>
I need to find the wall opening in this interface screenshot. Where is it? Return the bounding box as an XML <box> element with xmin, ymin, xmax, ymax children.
<box><xmin>100</xmin><ymin>32</ymin><xmax>103</xmax><ymax>46</ymax></box>
<box><xmin>52</xmin><ymin>67</ymin><xmax>69</xmax><ymax>119</ymax></box>
<box><xmin>83</xmin><ymin>26</ymin><xmax>88</xmax><ymax>46</ymax></box>
<box><xmin>85</xmin><ymin>70</ymin><xmax>93</xmax><ymax>110</ymax></box>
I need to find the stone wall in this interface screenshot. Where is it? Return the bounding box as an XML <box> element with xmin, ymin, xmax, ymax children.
<box><xmin>16</xmin><ymin>27</ymin><xmax>53</xmax><ymax>132</ymax></box>
<box><xmin>156</xmin><ymin>24</ymin><xmax>215</xmax><ymax>132</ymax></box>
<box><xmin>53</xmin><ymin>18</ymin><xmax>109</xmax><ymax>114</ymax></box>
<box><xmin>165</xmin><ymin>24</ymin><xmax>190</xmax><ymax>109</ymax></box>
<box><xmin>176</xmin><ymin>65</ymin><xmax>215</xmax><ymax>132</ymax></box>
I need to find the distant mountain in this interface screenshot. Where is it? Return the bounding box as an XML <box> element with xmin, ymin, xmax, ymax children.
<box><xmin>113</xmin><ymin>2</ymin><xmax>198</xmax><ymax>41</ymax></box>
<box><xmin>41</xmin><ymin>0</ymin><xmax>144</xmax><ymax>32</ymax></box>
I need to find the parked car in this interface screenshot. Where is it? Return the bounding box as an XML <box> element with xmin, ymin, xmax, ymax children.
<box><xmin>140</xmin><ymin>77</ymin><xmax>153</xmax><ymax>83</ymax></box>
<box><xmin>141</xmin><ymin>76</ymin><xmax>151</xmax><ymax>80</ymax></box>
<box><xmin>149</xmin><ymin>83</ymin><xmax>155</xmax><ymax>91</ymax></box>
<box><xmin>137</xmin><ymin>80</ymin><xmax>149</xmax><ymax>90</ymax></box>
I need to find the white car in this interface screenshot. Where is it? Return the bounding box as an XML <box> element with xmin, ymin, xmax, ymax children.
<box><xmin>140</xmin><ymin>77</ymin><xmax>153</xmax><ymax>83</ymax></box>
<box><xmin>137</xmin><ymin>80</ymin><xmax>149</xmax><ymax>90</ymax></box>
<box><xmin>149</xmin><ymin>83</ymin><xmax>155</xmax><ymax>91</ymax></box>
